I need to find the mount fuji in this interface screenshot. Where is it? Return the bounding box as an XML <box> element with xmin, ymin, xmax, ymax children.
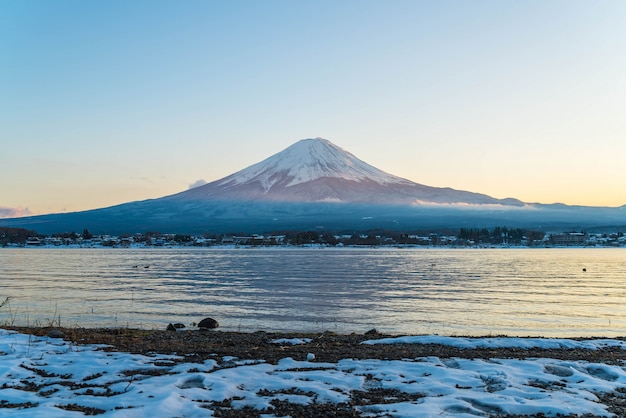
<box><xmin>171</xmin><ymin>138</ymin><xmax>522</xmax><ymax>206</ymax></box>
<box><xmin>2</xmin><ymin>138</ymin><xmax>624</xmax><ymax>234</ymax></box>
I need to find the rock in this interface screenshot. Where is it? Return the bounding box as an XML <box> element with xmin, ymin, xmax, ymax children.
<box><xmin>197</xmin><ymin>317</ymin><xmax>219</xmax><ymax>329</ymax></box>
<box><xmin>167</xmin><ymin>323</ymin><xmax>186</xmax><ymax>331</ymax></box>
<box><xmin>48</xmin><ymin>329</ymin><xmax>65</xmax><ymax>339</ymax></box>
<box><xmin>365</xmin><ymin>328</ymin><xmax>379</xmax><ymax>336</ymax></box>
<box><xmin>307</xmin><ymin>352</ymin><xmax>315</xmax><ymax>361</ymax></box>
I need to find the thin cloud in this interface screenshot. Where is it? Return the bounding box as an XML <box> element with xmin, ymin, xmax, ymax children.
<box><xmin>188</xmin><ymin>179</ymin><xmax>208</xmax><ymax>190</ymax></box>
<box><xmin>0</xmin><ymin>206</ymin><xmax>32</xmax><ymax>218</ymax></box>
<box><xmin>412</xmin><ymin>200</ymin><xmax>535</xmax><ymax>210</ymax></box>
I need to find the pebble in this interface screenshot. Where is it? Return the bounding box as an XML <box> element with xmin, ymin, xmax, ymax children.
<box><xmin>48</xmin><ymin>329</ymin><xmax>65</xmax><ymax>339</ymax></box>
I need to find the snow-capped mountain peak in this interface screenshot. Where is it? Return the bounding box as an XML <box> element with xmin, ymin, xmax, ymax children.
<box><xmin>176</xmin><ymin>137</ymin><xmax>522</xmax><ymax>205</ymax></box>
<box><xmin>218</xmin><ymin>137</ymin><xmax>411</xmax><ymax>191</ymax></box>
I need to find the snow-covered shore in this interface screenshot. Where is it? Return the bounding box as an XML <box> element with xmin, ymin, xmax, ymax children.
<box><xmin>1</xmin><ymin>329</ymin><xmax>626</xmax><ymax>417</ymax></box>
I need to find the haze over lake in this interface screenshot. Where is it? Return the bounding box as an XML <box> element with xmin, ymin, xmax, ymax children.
<box><xmin>1</xmin><ymin>248</ymin><xmax>625</xmax><ymax>337</ymax></box>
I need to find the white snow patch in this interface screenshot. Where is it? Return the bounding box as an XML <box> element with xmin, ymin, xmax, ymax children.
<box><xmin>1</xmin><ymin>329</ymin><xmax>625</xmax><ymax>417</ymax></box>
<box><xmin>219</xmin><ymin>138</ymin><xmax>413</xmax><ymax>190</ymax></box>
<box><xmin>362</xmin><ymin>335</ymin><xmax>626</xmax><ymax>350</ymax></box>
<box><xmin>270</xmin><ymin>338</ymin><xmax>312</xmax><ymax>345</ymax></box>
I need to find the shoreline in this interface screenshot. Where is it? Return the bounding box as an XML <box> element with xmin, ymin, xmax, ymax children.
<box><xmin>5</xmin><ymin>326</ymin><xmax>626</xmax><ymax>365</ymax></box>
<box><xmin>4</xmin><ymin>244</ymin><xmax>626</xmax><ymax>249</ymax></box>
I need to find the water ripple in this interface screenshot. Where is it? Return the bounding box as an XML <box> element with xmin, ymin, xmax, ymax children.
<box><xmin>0</xmin><ymin>247</ymin><xmax>625</xmax><ymax>336</ymax></box>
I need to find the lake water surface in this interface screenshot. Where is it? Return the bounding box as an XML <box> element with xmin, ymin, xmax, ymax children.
<box><xmin>1</xmin><ymin>248</ymin><xmax>625</xmax><ymax>337</ymax></box>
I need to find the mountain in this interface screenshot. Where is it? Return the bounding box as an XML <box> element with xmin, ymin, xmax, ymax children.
<box><xmin>168</xmin><ymin>138</ymin><xmax>523</xmax><ymax>206</ymax></box>
<box><xmin>1</xmin><ymin>138</ymin><xmax>624</xmax><ymax>235</ymax></box>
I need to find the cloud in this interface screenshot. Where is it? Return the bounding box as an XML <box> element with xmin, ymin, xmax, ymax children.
<box><xmin>130</xmin><ymin>176</ymin><xmax>154</xmax><ymax>184</ymax></box>
<box><xmin>188</xmin><ymin>179</ymin><xmax>208</xmax><ymax>190</ymax></box>
<box><xmin>0</xmin><ymin>206</ymin><xmax>32</xmax><ymax>218</ymax></box>
<box><xmin>412</xmin><ymin>200</ymin><xmax>535</xmax><ymax>210</ymax></box>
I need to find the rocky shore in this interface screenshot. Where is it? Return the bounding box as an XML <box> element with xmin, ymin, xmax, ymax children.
<box><xmin>8</xmin><ymin>326</ymin><xmax>626</xmax><ymax>365</ymax></box>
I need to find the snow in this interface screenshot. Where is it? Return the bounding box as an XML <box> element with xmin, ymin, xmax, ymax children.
<box><xmin>270</xmin><ymin>337</ymin><xmax>312</xmax><ymax>345</ymax></box>
<box><xmin>363</xmin><ymin>335</ymin><xmax>626</xmax><ymax>350</ymax></box>
<box><xmin>219</xmin><ymin>138</ymin><xmax>413</xmax><ymax>190</ymax></box>
<box><xmin>2</xmin><ymin>329</ymin><xmax>625</xmax><ymax>417</ymax></box>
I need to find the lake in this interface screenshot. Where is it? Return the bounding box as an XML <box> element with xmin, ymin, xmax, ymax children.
<box><xmin>1</xmin><ymin>247</ymin><xmax>625</xmax><ymax>337</ymax></box>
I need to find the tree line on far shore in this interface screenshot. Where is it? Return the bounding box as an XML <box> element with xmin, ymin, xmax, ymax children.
<box><xmin>0</xmin><ymin>227</ymin><xmax>39</xmax><ymax>246</ymax></box>
<box><xmin>1</xmin><ymin>226</ymin><xmax>550</xmax><ymax>247</ymax></box>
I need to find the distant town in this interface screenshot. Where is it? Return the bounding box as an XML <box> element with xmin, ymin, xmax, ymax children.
<box><xmin>1</xmin><ymin>226</ymin><xmax>625</xmax><ymax>248</ymax></box>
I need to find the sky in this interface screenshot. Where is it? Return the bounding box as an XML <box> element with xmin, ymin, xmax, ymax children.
<box><xmin>1</xmin><ymin>0</ymin><xmax>626</xmax><ymax>217</ymax></box>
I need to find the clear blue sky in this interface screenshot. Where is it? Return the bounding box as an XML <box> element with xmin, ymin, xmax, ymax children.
<box><xmin>2</xmin><ymin>0</ymin><xmax>625</xmax><ymax>217</ymax></box>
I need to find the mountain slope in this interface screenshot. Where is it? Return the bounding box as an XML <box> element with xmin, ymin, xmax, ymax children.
<box><xmin>171</xmin><ymin>138</ymin><xmax>523</xmax><ymax>205</ymax></box>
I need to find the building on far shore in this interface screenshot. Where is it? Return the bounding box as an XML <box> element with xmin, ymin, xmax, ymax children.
<box><xmin>549</xmin><ymin>232</ymin><xmax>587</xmax><ymax>246</ymax></box>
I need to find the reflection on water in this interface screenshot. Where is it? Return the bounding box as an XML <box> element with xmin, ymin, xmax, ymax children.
<box><xmin>1</xmin><ymin>248</ymin><xmax>625</xmax><ymax>336</ymax></box>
